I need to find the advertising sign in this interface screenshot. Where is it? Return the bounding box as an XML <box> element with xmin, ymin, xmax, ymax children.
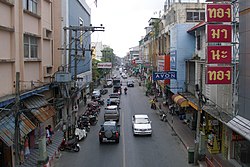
<box><xmin>170</xmin><ymin>50</ymin><xmax>177</xmax><ymax>70</ymax></box>
<box><xmin>97</xmin><ymin>62</ymin><xmax>112</xmax><ymax>69</ymax></box>
<box><xmin>207</xmin><ymin>4</ymin><xmax>231</xmax><ymax>22</ymax></box>
<box><xmin>207</xmin><ymin>24</ymin><xmax>232</xmax><ymax>43</ymax></box>
<box><xmin>152</xmin><ymin>71</ymin><xmax>177</xmax><ymax>81</ymax></box>
<box><xmin>206</xmin><ymin>66</ymin><xmax>231</xmax><ymax>84</ymax></box>
<box><xmin>207</xmin><ymin>46</ymin><xmax>232</xmax><ymax>64</ymax></box>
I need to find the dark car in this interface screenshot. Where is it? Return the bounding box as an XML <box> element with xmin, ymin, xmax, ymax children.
<box><xmin>99</xmin><ymin>121</ymin><xmax>120</xmax><ymax>144</ymax></box>
<box><xmin>127</xmin><ymin>80</ymin><xmax>134</xmax><ymax>87</ymax></box>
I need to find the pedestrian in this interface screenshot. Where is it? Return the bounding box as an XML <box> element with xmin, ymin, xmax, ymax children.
<box><xmin>24</xmin><ymin>137</ymin><xmax>30</xmax><ymax>159</ymax></box>
<box><xmin>48</xmin><ymin>125</ymin><xmax>54</xmax><ymax>137</ymax></box>
<box><xmin>46</xmin><ymin>127</ymin><xmax>52</xmax><ymax>145</ymax></box>
<box><xmin>83</xmin><ymin>95</ymin><xmax>87</xmax><ymax>105</ymax></box>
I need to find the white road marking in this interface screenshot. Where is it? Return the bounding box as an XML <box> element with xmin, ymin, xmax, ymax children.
<box><xmin>122</xmin><ymin>107</ymin><xmax>126</xmax><ymax>167</ymax></box>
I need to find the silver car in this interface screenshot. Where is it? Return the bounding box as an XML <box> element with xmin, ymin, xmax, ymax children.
<box><xmin>104</xmin><ymin>105</ymin><xmax>120</xmax><ymax>122</ymax></box>
<box><xmin>132</xmin><ymin>114</ymin><xmax>152</xmax><ymax>136</ymax></box>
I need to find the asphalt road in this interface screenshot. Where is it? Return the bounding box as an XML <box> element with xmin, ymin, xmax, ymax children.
<box><xmin>55</xmin><ymin>75</ymin><xmax>192</xmax><ymax>167</ymax></box>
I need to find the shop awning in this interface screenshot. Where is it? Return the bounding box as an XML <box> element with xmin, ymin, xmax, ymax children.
<box><xmin>23</xmin><ymin>96</ymin><xmax>56</xmax><ymax>122</ymax></box>
<box><xmin>0</xmin><ymin>113</ymin><xmax>36</xmax><ymax>146</ymax></box>
<box><xmin>172</xmin><ymin>94</ymin><xmax>189</xmax><ymax>107</ymax></box>
<box><xmin>226</xmin><ymin>115</ymin><xmax>250</xmax><ymax>142</ymax></box>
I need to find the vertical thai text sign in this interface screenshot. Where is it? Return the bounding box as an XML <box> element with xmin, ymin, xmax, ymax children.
<box><xmin>206</xmin><ymin>66</ymin><xmax>231</xmax><ymax>84</ymax></box>
<box><xmin>206</xmin><ymin>3</ymin><xmax>232</xmax><ymax>84</ymax></box>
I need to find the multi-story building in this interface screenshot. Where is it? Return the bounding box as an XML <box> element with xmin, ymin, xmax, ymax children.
<box><xmin>0</xmin><ymin>0</ymin><xmax>56</xmax><ymax>166</ymax></box>
<box><xmin>91</xmin><ymin>42</ymin><xmax>103</xmax><ymax>61</ymax></box>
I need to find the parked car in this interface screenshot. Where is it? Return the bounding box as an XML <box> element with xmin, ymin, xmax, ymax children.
<box><xmin>104</xmin><ymin>105</ymin><xmax>120</xmax><ymax>122</ymax></box>
<box><xmin>104</xmin><ymin>79</ymin><xmax>113</xmax><ymax>88</ymax></box>
<box><xmin>92</xmin><ymin>89</ymin><xmax>101</xmax><ymax>99</ymax></box>
<box><xmin>132</xmin><ymin>114</ymin><xmax>152</xmax><ymax>136</ymax></box>
<box><xmin>100</xmin><ymin>88</ymin><xmax>108</xmax><ymax>95</ymax></box>
<box><xmin>127</xmin><ymin>80</ymin><xmax>134</xmax><ymax>87</ymax></box>
<box><xmin>99</xmin><ymin>121</ymin><xmax>120</xmax><ymax>144</ymax></box>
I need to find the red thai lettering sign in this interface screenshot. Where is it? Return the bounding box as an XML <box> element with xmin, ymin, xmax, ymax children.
<box><xmin>206</xmin><ymin>66</ymin><xmax>231</xmax><ymax>84</ymax></box>
<box><xmin>206</xmin><ymin>0</ymin><xmax>230</xmax><ymax>2</ymax></box>
<box><xmin>207</xmin><ymin>4</ymin><xmax>231</xmax><ymax>22</ymax></box>
<box><xmin>207</xmin><ymin>24</ymin><xmax>232</xmax><ymax>43</ymax></box>
<box><xmin>207</xmin><ymin>46</ymin><xmax>231</xmax><ymax>64</ymax></box>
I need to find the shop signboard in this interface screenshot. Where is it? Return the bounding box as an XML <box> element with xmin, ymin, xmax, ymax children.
<box><xmin>152</xmin><ymin>71</ymin><xmax>177</xmax><ymax>81</ymax></box>
<box><xmin>207</xmin><ymin>4</ymin><xmax>231</xmax><ymax>23</ymax></box>
<box><xmin>207</xmin><ymin>24</ymin><xmax>232</xmax><ymax>43</ymax></box>
<box><xmin>97</xmin><ymin>62</ymin><xmax>112</xmax><ymax>69</ymax></box>
<box><xmin>206</xmin><ymin>66</ymin><xmax>231</xmax><ymax>84</ymax></box>
<box><xmin>207</xmin><ymin>46</ymin><xmax>232</xmax><ymax>64</ymax></box>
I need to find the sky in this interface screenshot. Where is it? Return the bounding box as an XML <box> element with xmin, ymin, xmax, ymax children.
<box><xmin>85</xmin><ymin>0</ymin><xmax>165</xmax><ymax>57</ymax></box>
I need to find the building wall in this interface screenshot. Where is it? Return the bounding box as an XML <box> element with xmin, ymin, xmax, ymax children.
<box><xmin>69</xmin><ymin>0</ymin><xmax>91</xmax><ymax>75</ymax></box>
<box><xmin>170</xmin><ymin>24</ymin><xmax>195</xmax><ymax>94</ymax></box>
<box><xmin>0</xmin><ymin>0</ymin><xmax>54</xmax><ymax>97</ymax></box>
<box><xmin>239</xmin><ymin>0</ymin><xmax>250</xmax><ymax>119</ymax></box>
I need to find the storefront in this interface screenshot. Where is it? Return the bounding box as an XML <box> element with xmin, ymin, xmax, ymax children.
<box><xmin>171</xmin><ymin>94</ymin><xmax>189</xmax><ymax>121</ymax></box>
<box><xmin>226</xmin><ymin>115</ymin><xmax>250</xmax><ymax>166</ymax></box>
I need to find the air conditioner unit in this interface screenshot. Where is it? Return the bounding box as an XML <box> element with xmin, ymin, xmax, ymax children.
<box><xmin>43</xmin><ymin>28</ymin><xmax>52</xmax><ymax>39</ymax></box>
<box><xmin>43</xmin><ymin>66</ymin><xmax>53</xmax><ymax>77</ymax></box>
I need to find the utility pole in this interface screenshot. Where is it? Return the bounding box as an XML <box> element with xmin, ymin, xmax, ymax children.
<box><xmin>194</xmin><ymin>64</ymin><xmax>203</xmax><ymax>165</ymax></box>
<box><xmin>14</xmin><ymin>72</ymin><xmax>20</xmax><ymax>166</ymax></box>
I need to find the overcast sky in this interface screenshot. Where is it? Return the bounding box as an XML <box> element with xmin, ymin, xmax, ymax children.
<box><xmin>86</xmin><ymin>0</ymin><xmax>165</xmax><ymax>57</ymax></box>
<box><xmin>85</xmin><ymin>0</ymin><xmax>206</xmax><ymax>57</ymax></box>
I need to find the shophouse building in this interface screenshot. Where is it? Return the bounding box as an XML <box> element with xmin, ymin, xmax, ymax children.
<box><xmin>0</xmin><ymin>0</ymin><xmax>56</xmax><ymax>166</ymax></box>
<box><xmin>54</xmin><ymin>0</ymin><xmax>92</xmax><ymax>139</ymax></box>
<box><xmin>185</xmin><ymin>1</ymin><xmax>250</xmax><ymax>166</ymax></box>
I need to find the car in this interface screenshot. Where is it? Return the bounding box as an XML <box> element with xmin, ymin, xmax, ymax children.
<box><xmin>127</xmin><ymin>80</ymin><xmax>134</xmax><ymax>87</ymax></box>
<box><xmin>107</xmin><ymin>98</ymin><xmax>120</xmax><ymax>107</ymax></box>
<box><xmin>109</xmin><ymin>93</ymin><xmax>120</xmax><ymax>103</ymax></box>
<box><xmin>132</xmin><ymin>114</ymin><xmax>152</xmax><ymax>136</ymax></box>
<box><xmin>99</xmin><ymin>121</ymin><xmax>120</xmax><ymax>143</ymax></box>
<box><xmin>92</xmin><ymin>89</ymin><xmax>101</xmax><ymax>99</ymax></box>
<box><xmin>104</xmin><ymin>79</ymin><xmax>113</xmax><ymax>88</ymax></box>
<box><xmin>104</xmin><ymin>105</ymin><xmax>120</xmax><ymax>122</ymax></box>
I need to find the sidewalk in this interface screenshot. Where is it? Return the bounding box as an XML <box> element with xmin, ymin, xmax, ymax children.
<box><xmin>147</xmin><ymin>94</ymin><xmax>235</xmax><ymax>167</ymax></box>
<box><xmin>19</xmin><ymin>96</ymin><xmax>90</xmax><ymax>167</ymax></box>
<box><xmin>20</xmin><ymin>130</ymin><xmax>63</xmax><ymax>167</ymax></box>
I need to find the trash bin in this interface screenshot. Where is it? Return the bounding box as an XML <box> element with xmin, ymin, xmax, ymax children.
<box><xmin>187</xmin><ymin>147</ymin><xmax>194</xmax><ymax>163</ymax></box>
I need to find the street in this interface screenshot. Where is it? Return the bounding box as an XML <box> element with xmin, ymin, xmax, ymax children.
<box><xmin>55</xmin><ymin>75</ymin><xmax>192</xmax><ymax>167</ymax></box>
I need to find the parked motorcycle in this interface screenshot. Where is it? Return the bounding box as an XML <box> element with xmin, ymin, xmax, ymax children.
<box><xmin>59</xmin><ymin>138</ymin><xmax>80</xmax><ymax>152</ymax></box>
<box><xmin>77</xmin><ymin>116</ymin><xmax>91</xmax><ymax>132</ymax></box>
<box><xmin>75</xmin><ymin>127</ymin><xmax>87</xmax><ymax>141</ymax></box>
<box><xmin>92</xmin><ymin>97</ymin><xmax>105</xmax><ymax>105</ymax></box>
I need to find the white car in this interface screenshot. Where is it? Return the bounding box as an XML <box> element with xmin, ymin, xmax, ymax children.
<box><xmin>132</xmin><ymin>114</ymin><xmax>152</xmax><ymax>136</ymax></box>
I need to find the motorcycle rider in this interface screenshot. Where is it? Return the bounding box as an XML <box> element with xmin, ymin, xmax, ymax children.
<box><xmin>124</xmin><ymin>87</ymin><xmax>128</xmax><ymax>94</ymax></box>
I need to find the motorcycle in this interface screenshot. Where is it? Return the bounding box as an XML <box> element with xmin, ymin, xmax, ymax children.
<box><xmin>92</xmin><ymin>97</ymin><xmax>105</xmax><ymax>105</ymax></box>
<box><xmin>160</xmin><ymin>113</ymin><xmax>167</xmax><ymax>122</ymax></box>
<box><xmin>77</xmin><ymin>116</ymin><xmax>91</xmax><ymax>132</ymax></box>
<box><xmin>151</xmin><ymin>103</ymin><xmax>157</xmax><ymax>110</ymax></box>
<box><xmin>59</xmin><ymin>138</ymin><xmax>80</xmax><ymax>152</ymax></box>
<box><xmin>75</xmin><ymin>127</ymin><xmax>87</xmax><ymax>141</ymax></box>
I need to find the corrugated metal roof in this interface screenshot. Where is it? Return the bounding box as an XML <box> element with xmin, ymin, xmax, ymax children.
<box><xmin>0</xmin><ymin>113</ymin><xmax>36</xmax><ymax>146</ymax></box>
<box><xmin>23</xmin><ymin>96</ymin><xmax>56</xmax><ymax>122</ymax></box>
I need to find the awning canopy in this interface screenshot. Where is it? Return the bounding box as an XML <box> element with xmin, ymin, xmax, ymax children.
<box><xmin>0</xmin><ymin>113</ymin><xmax>36</xmax><ymax>146</ymax></box>
<box><xmin>226</xmin><ymin>115</ymin><xmax>250</xmax><ymax>142</ymax></box>
<box><xmin>172</xmin><ymin>94</ymin><xmax>189</xmax><ymax>107</ymax></box>
<box><xmin>23</xmin><ymin>96</ymin><xmax>56</xmax><ymax>122</ymax></box>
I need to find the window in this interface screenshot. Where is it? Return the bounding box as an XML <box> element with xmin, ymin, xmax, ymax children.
<box><xmin>24</xmin><ymin>35</ymin><xmax>38</xmax><ymax>58</ymax></box>
<box><xmin>23</xmin><ymin>0</ymin><xmax>38</xmax><ymax>14</ymax></box>
<box><xmin>186</xmin><ymin>10</ymin><xmax>205</xmax><ymax>22</ymax></box>
<box><xmin>197</xmin><ymin>35</ymin><xmax>201</xmax><ymax>50</ymax></box>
